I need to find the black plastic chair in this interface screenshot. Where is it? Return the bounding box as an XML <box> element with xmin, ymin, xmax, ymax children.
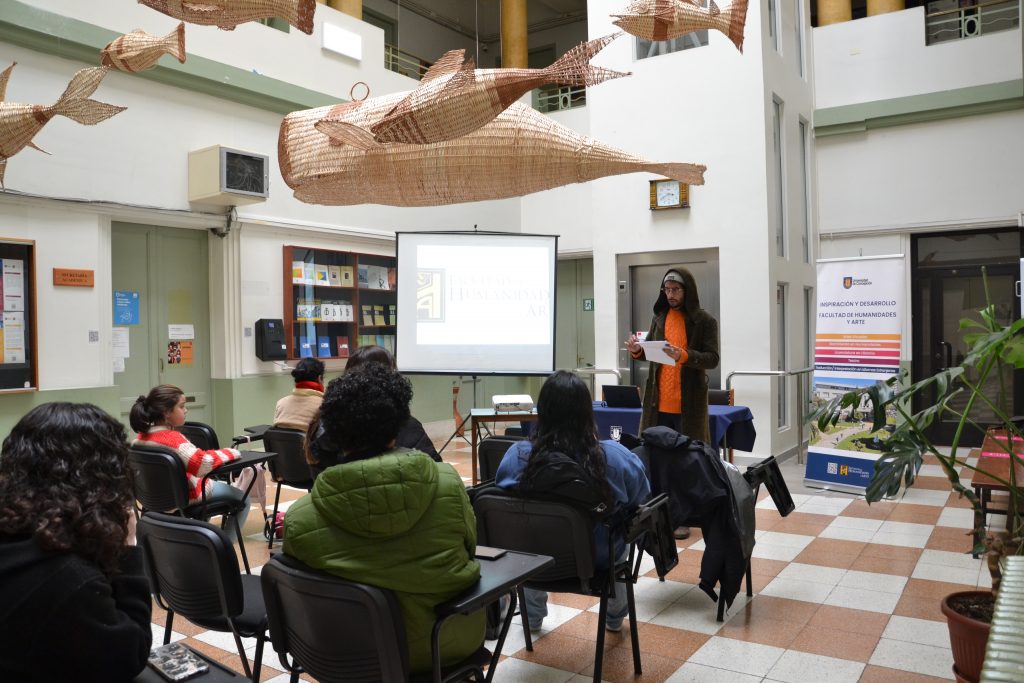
<box><xmin>262</xmin><ymin>427</ymin><xmax>314</xmax><ymax>548</ymax></box>
<box><xmin>128</xmin><ymin>443</ymin><xmax>252</xmax><ymax>573</ymax></box>
<box><xmin>178</xmin><ymin>421</ymin><xmax>221</xmax><ymax>450</ymax></box>
<box><xmin>260</xmin><ymin>554</ymin><xmax>489</xmax><ymax>683</ymax></box>
<box><xmin>471</xmin><ymin>490</ymin><xmax>641</xmax><ymax>683</ymax></box>
<box><xmin>708</xmin><ymin>388</ymin><xmax>735</xmax><ymax>406</ymax></box>
<box><xmin>138</xmin><ymin>512</ymin><xmax>268</xmax><ymax>682</ymax></box>
<box><xmin>476</xmin><ymin>436</ymin><xmax>522</xmax><ymax>483</ymax></box>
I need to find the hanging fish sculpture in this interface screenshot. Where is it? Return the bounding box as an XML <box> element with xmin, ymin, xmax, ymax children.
<box><xmin>101</xmin><ymin>23</ymin><xmax>186</xmax><ymax>73</ymax></box>
<box><xmin>279</xmin><ymin>93</ymin><xmax>705</xmax><ymax>207</ymax></box>
<box><xmin>612</xmin><ymin>0</ymin><xmax>749</xmax><ymax>53</ymax></box>
<box><xmin>368</xmin><ymin>33</ymin><xmax>629</xmax><ymax>146</ymax></box>
<box><xmin>0</xmin><ymin>64</ymin><xmax>126</xmax><ymax>188</ymax></box>
<box><xmin>137</xmin><ymin>0</ymin><xmax>315</xmax><ymax>35</ymax></box>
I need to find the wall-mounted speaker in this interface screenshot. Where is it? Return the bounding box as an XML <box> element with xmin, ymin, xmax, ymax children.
<box><xmin>255</xmin><ymin>318</ymin><xmax>287</xmax><ymax>361</ymax></box>
<box><xmin>188</xmin><ymin>145</ymin><xmax>269</xmax><ymax>206</ymax></box>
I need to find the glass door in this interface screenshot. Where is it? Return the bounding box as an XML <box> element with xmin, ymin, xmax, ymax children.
<box><xmin>912</xmin><ymin>229</ymin><xmax>1022</xmax><ymax>446</ymax></box>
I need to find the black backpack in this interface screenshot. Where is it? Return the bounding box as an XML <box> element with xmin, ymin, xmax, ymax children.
<box><xmin>516</xmin><ymin>450</ymin><xmax>610</xmax><ymax>519</ymax></box>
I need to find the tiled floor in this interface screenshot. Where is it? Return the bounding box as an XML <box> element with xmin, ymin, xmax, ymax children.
<box><xmin>154</xmin><ymin>435</ymin><xmax>991</xmax><ymax>682</ymax></box>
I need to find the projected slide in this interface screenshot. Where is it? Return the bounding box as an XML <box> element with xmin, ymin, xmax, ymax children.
<box><xmin>397</xmin><ymin>232</ymin><xmax>557</xmax><ymax>375</ymax></box>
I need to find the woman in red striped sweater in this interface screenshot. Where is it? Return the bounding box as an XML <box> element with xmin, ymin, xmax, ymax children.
<box><xmin>130</xmin><ymin>385</ymin><xmax>250</xmax><ymax>530</ymax></box>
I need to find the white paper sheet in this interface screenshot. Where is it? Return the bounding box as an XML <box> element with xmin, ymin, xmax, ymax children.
<box><xmin>112</xmin><ymin>327</ymin><xmax>130</xmax><ymax>358</ymax></box>
<box><xmin>168</xmin><ymin>324</ymin><xmax>195</xmax><ymax>340</ymax></box>
<box><xmin>2</xmin><ymin>259</ymin><xmax>24</xmax><ymax>311</ymax></box>
<box><xmin>3</xmin><ymin>311</ymin><xmax>25</xmax><ymax>363</ymax></box>
<box><xmin>113</xmin><ymin>356</ymin><xmax>125</xmax><ymax>373</ymax></box>
<box><xmin>638</xmin><ymin>340</ymin><xmax>675</xmax><ymax>365</ymax></box>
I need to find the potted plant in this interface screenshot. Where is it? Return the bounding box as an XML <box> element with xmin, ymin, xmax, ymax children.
<box><xmin>812</xmin><ymin>278</ymin><xmax>1023</xmax><ymax>683</ymax></box>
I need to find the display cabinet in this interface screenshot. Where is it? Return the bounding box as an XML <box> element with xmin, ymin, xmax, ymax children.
<box><xmin>282</xmin><ymin>245</ymin><xmax>396</xmax><ymax>360</ymax></box>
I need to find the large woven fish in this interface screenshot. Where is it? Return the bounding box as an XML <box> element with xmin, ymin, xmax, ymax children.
<box><xmin>138</xmin><ymin>0</ymin><xmax>315</xmax><ymax>35</ymax></box>
<box><xmin>613</xmin><ymin>0</ymin><xmax>748</xmax><ymax>53</ymax></box>
<box><xmin>101</xmin><ymin>23</ymin><xmax>186</xmax><ymax>72</ymax></box>
<box><xmin>0</xmin><ymin>64</ymin><xmax>125</xmax><ymax>187</ymax></box>
<box><xmin>279</xmin><ymin>93</ymin><xmax>705</xmax><ymax>207</ymax></box>
<box><xmin>368</xmin><ymin>33</ymin><xmax>629</xmax><ymax>145</ymax></box>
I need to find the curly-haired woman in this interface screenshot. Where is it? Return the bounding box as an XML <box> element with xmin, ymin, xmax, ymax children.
<box><xmin>0</xmin><ymin>403</ymin><xmax>152</xmax><ymax>682</ymax></box>
<box><xmin>284</xmin><ymin>362</ymin><xmax>483</xmax><ymax>673</ymax></box>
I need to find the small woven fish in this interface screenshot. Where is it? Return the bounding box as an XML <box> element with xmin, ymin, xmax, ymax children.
<box><xmin>138</xmin><ymin>0</ymin><xmax>316</xmax><ymax>35</ymax></box>
<box><xmin>0</xmin><ymin>64</ymin><xmax>125</xmax><ymax>187</ymax></box>
<box><xmin>101</xmin><ymin>23</ymin><xmax>186</xmax><ymax>73</ymax></box>
<box><xmin>278</xmin><ymin>93</ymin><xmax>705</xmax><ymax>207</ymax></box>
<box><xmin>613</xmin><ymin>0</ymin><xmax>749</xmax><ymax>53</ymax></box>
<box><xmin>369</xmin><ymin>33</ymin><xmax>629</xmax><ymax>145</ymax></box>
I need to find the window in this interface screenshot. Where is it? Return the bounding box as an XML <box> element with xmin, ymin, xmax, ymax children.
<box><xmin>777</xmin><ymin>283</ymin><xmax>789</xmax><ymax>429</ymax></box>
<box><xmin>768</xmin><ymin>0</ymin><xmax>780</xmax><ymax>51</ymax></box>
<box><xmin>799</xmin><ymin>118</ymin><xmax>811</xmax><ymax>263</ymax></box>
<box><xmin>635</xmin><ymin>0</ymin><xmax>709</xmax><ymax>59</ymax></box>
<box><xmin>772</xmin><ymin>97</ymin><xmax>786</xmax><ymax>258</ymax></box>
<box><xmin>794</xmin><ymin>0</ymin><xmax>805</xmax><ymax>76</ymax></box>
<box><xmin>804</xmin><ymin>286</ymin><xmax>814</xmax><ymax>413</ymax></box>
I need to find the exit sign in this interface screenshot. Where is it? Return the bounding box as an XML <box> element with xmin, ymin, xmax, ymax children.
<box><xmin>583</xmin><ymin>298</ymin><xmax>593</xmax><ymax>311</ymax></box>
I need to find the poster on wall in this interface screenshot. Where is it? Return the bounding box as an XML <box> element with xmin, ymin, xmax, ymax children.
<box><xmin>806</xmin><ymin>255</ymin><xmax>904</xmax><ymax>493</ymax></box>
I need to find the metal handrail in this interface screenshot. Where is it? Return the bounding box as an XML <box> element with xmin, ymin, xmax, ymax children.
<box><xmin>575</xmin><ymin>367</ymin><xmax>622</xmax><ymax>399</ymax></box>
<box><xmin>727</xmin><ymin>367</ymin><xmax>814</xmax><ymax>464</ymax></box>
<box><xmin>384</xmin><ymin>44</ymin><xmax>432</xmax><ymax>80</ymax></box>
<box><xmin>926</xmin><ymin>0</ymin><xmax>1014</xmax><ymax>18</ymax></box>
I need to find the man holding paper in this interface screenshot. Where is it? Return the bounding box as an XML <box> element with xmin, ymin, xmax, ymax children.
<box><xmin>626</xmin><ymin>268</ymin><xmax>719</xmax><ymax>538</ymax></box>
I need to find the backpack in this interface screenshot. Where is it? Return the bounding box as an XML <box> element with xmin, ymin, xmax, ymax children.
<box><xmin>517</xmin><ymin>450</ymin><xmax>610</xmax><ymax>519</ymax></box>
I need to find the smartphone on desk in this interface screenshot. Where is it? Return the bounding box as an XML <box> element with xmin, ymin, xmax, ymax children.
<box><xmin>475</xmin><ymin>545</ymin><xmax>507</xmax><ymax>560</ymax></box>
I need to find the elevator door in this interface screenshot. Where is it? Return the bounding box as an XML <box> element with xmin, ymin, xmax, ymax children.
<box><xmin>912</xmin><ymin>229</ymin><xmax>1022</xmax><ymax>446</ymax></box>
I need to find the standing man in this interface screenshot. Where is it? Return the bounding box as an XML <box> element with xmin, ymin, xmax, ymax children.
<box><xmin>625</xmin><ymin>268</ymin><xmax>719</xmax><ymax>538</ymax></box>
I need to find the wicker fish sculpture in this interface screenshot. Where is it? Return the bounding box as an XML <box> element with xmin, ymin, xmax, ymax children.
<box><xmin>368</xmin><ymin>33</ymin><xmax>629</xmax><ymax>145</ymax></box>
<box><xmin>101</xmin><ymin>23</ymin><xmax>186</xmax><ymax>72</ymax></box>
<box><xmin>279</xmin><ymin>93</ymin><xmax>705</xmax><ymax>207</ymax></box>
<box><xmin>0</xmin><ymin>64</ymin><xmax>125</xmax><ymax>187</ymax></box>
<box><xmin>613</xmin><ymin>0</ymin><xmax>749</xmax><ymax>53</ymax></box>
<box><xmin>138</xmin><ymin>0</ymin><xmax>315</xmax><ymax>35</ymax></box>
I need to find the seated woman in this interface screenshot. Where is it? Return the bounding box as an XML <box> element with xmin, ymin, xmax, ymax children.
<box><xmin>0</xmin><ymin>403</ymin><xmax>152</xmax><ymax>682</ymax></box>
<box><xmin>273</xmin><ymin>357</ymin><xmax>325</xmax><ymax>430</ymax></box>
<box><xmin>495</xmin><ymin>370</ymin><xmax>650</xmax><ymax>633</ymax></box>
<box><xmin>131</xmin><ymin>384</ymin><xmax>249</xmax><ymax>530</ymax></box>
<box><xmin>305</xmin><ymin>345</ymin><xmax>440</xmax><ymax>478</ymax></box>
<box><xmin>284</xmin><ymin>363</ymin><xmax>484</xmax><ymax>673</ymax></box>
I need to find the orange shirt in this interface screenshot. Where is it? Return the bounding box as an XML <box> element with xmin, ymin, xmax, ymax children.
<box><xmin>658</xmin><ymin>308</ymin><xmax>687</xmax><ymax>414</ymax></box>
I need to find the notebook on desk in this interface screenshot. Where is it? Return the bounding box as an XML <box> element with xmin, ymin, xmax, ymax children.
<box><xmin>601</xmin><ymin>385</ymin><xmax>642</xmax><ymax>409</ymax></box>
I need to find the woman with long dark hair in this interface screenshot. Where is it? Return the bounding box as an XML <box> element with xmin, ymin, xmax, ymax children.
<box><xmin>0</xmin><ymin>403</ymin><xmax>152</xmax><ymax>681</ymax></box>
<box><xmin>495</xmin><ymin>370</ymin><xmax>650</xmax><ymax>633</ymax></box>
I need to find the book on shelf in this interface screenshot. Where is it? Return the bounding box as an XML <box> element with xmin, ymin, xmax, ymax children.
<box><xmin>366</xmin><ymin>264</ymin><xmax>388</xmax><ymax>290</ymax></box>
<box><xmin>291</xmin><ymin>260</ymin><xmax>308</xmax><ymax>284</ymax></box>
<box><xmin>314</xmin><ymin>265</ymin><xmax>330</xmax><ymax>285</ymax></box>
<box><xmin>339</xmin><ymin>265</ymin><xmax>354</xmax><ymax>287</ymax></box>
<box><xmin>316</xmin><ymin>336</ymin><xmax>332</xmax><ymax>358</ymax></box>
<box><xmin>320</xmin><ymin>302</ymin><xmax>337</xmax><ymax>322</ymax></box>
<box><xmin>387</xmin><ymin>267</ymin><xmax>397</xmax><ymax>290</ymax></box>
<box><xmin>377</xmin><ymin>334</ymin><xmax>396</xmax><ymax>354</ymax></box>
<box><xmin>303</xmin><ymin>262</ymin><xmax>315</xmax><ymax>285</ymax></box>
<box><xmin>358</xmin><ymin>334</ymin><xmax>375</xmax><ymax>347</ymax></box>
<box><xmin>298</xmin><ymin>336</ymin><xmax>314</xmax><ymax>358</ymax></box>
<box><xmin>357</xmin><ymin>264</ymin><xmax>369</xmax><ymax>289</ymax></box>
<box><xmin>360</xmin><ymin>304</ymin><xmax>374</xmax><ymax>326</ymax></box>
<box><xmin>336</xmin><ymin>336</ymin><xmax>349</xmax><ymax>358</ymax></box>
<box><xmin>387</xmin><ymin>304</ymin><xmax>397</xmax><ymax>325</ymax></box>
<box><xmin>339</xmin><ymin>303</ymin><xmax>354</xmax><ymax>321</ymax></box>
<box><xmin>296</xmin><ymin>301</ymin><xmax>320</xmax><ymax>321</ymax></box>
<box><xmin>373</xmin><ymin>304</ymin><xmax>386</xmax><ymax>326</ymax></box>
<box><xmin>327</xmin><ymin>265</ymin><xmax>342</xmax><ymax>287</ymax></box>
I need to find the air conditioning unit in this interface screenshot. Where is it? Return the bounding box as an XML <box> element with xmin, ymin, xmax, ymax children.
<box><xmin>188</xmin><ymin>145</ymin><xmax>269</xmax><ymax>206</ymax></box>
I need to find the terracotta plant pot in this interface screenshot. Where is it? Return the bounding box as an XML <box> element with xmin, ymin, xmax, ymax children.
<box><xmin>941</xmin><ymin>591</ymin><xmax>993</xmax><ymax>683</ymax></box>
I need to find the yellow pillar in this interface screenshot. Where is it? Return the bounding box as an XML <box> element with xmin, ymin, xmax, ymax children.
<box><xmin>501</xmin><ymin>0</ymin><xmax>528</xmax><ymax>68</ymax></box>
<box><xmin>817</xmin><ymin>0</ymin><xmax>852</xmax><ymax>25</ymax></box>
<box><xmin>319</xmin><ymin>0</ymin><xmax>362</xmax><ymax>20</ymax></box>
<box><xmin>867</xmin><ymin>0</ymin><xmax>904</xmax><ymax>15</ymax></box>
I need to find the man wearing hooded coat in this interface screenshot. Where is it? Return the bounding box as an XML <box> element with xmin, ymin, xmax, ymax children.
<box><xmin>626</xmin><ymin>267</ymin><xmax>720</xmax><ymax>538</ymax></box>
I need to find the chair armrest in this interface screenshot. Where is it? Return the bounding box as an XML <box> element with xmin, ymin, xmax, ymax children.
<box><xmin>435</xmin><ymin>550</ymin><xmax>554</xmax><ymax>618</ymax></box>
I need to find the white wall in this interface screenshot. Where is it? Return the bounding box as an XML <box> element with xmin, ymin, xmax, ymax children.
<box><xmin>0</xmin><ymin>201</ymin><xmax>111</xmax><ymax>390</ymax></box>
<box><xmin>813</xmin><ymin>7</ymin><xmax>1022</xmax><ymax>109</ymax></box>
<box><xmin>816</xmin><ymin>109</ymin><xmax>1024</xmax><ymax>233</ymax></box>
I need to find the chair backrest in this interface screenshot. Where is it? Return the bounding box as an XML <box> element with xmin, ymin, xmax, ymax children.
<box><xmin>262</xmin><ymin>427</ymin><xmax>314</xmax><ymax>488</ymax></box>
<box><xmin>477</xmin><ymin>436</ymin><xmax>522</xmax><ymax>482</ymax></box>
<box><xmin>708</xmin><ymin>388</ymin><xmax>734</xmax><ymax>406</ymax></box>
<box><xmin>473</xmin><ymin>489</ymin><xmax>596</xmax><ymax>591</ymax></box>
<box><xmin>137</xmin><ymin>512</ymin><xmax>244</xmax><ymax>625</ymax></box>
<box><xmin>260</xmin><ymin>554</ymin><xmax>409</xmax><ymax>683</ymax></box>
<box><xmin>178</xmin><ymin>421</ymin><xmax>220</xmax><ymax>450</ymax></box>
<box><xmin>129</xmin><ymin>443</ymin><xmax>191</xmax><ymax>514</ymax></box>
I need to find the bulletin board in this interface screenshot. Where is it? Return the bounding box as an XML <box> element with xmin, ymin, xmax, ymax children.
<box><xmin>0</xmin><ymin>239</ymin><xmax>38</xmax><ymax>392</ymax></box>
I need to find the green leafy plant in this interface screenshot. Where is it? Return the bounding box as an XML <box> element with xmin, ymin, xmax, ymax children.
<box><xmin>811</xmin><ymin>278</ymin><xmax>1024</xmax><ymax>563</ymax></box>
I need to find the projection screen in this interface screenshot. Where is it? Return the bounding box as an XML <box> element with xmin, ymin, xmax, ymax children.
<box><xmin>395</xmin><ymin>232</ymin><xmax>558</xmax><ymax>375</ymax></box>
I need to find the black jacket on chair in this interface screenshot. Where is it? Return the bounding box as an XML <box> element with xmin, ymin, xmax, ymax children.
<box><xmin>633</xmin><ymin>427</ymin><xmax>755</xmax><ymax>607</ymax></box>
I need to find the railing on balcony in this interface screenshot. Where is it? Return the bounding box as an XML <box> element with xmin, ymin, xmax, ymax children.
<box><xmin>384</xmin><ymin>44</ymin><xmax>432</xmax><ymax>80</ymax></box>
<box><xmin>925</xmin><ymin>0</ymin><xmax>1019</xmax><ymax>45</ymax></box>
<box><xmin>531</xmin><ymin>84</ymin><xmax>587</xmax><ymax>113</ymax></box>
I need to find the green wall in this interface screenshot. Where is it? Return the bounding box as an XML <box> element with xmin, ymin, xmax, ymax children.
<box><xmin>0</xmin><ymin>386</ymin><xmax>122</xmax><ymax>441</ymax></box>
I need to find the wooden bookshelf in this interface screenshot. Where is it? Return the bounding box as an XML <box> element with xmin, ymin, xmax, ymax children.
<box><xmin>282</xmin><ymin>245</ymin><xmax>396</xmax><ymax>361</ymax></box>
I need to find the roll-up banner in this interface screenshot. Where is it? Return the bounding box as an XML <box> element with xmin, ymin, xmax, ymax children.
<box><xmin>806</xmin><ymin>255</ymin><xmax>904</xmax><ymax>493</ymax></box>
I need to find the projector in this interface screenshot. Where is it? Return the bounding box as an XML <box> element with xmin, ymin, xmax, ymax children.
<box><xmin>492</xmin><ymin>394</ymin><xmax>534</xmax><ymax>412</ymax></box>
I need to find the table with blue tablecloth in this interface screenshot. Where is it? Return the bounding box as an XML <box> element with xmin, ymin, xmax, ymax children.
<box><xmin>592</xmin><ymin>403</ymin><xmax>756</xmax><ymax>455</ymax></box>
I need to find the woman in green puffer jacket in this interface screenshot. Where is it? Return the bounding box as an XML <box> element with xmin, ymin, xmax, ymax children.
<box><xmin>283</xmin><ymin>363</ymin><xmax>483</xmax><ymax>673</ymax></box>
